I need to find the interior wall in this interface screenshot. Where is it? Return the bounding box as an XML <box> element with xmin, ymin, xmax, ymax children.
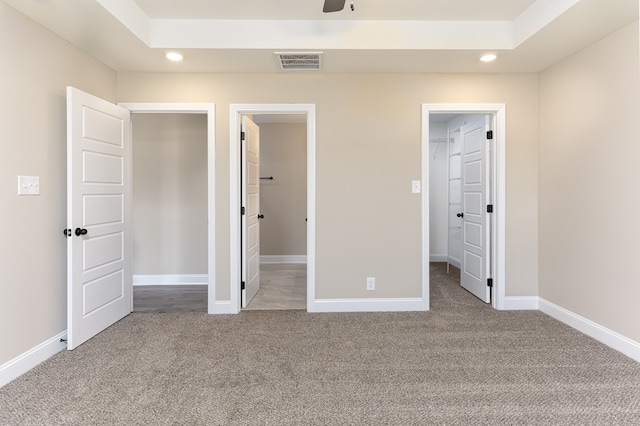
<box><xmin>117</xmin><ymin>72</ymin><xmax>539</xmax><ymax>301</ymax></box>
<box><xmin>258</xmin><ymin>122</ymin><xmax>307</xmax><ymax>257</ymax></box>
<box><xmin>131</xmin><ymin>113</ymin><xmax>208</xmax><ymax>275</ymax></box>
<box><xmin>0</xmin><ymin>2</ymin><xmax>117</xmax><ymax>365</ymax></box>
<box><xmin>539</xmin><ymin>20</ymin><xmax>640</xmax><ymax>342</ymax></box>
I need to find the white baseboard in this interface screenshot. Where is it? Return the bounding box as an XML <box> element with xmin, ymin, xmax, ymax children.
<box><xmin>0</xmin><ymin>331</ymin><xmax>67</xmax><ymax>388</ymax></box>
<box><xmin>539</xmin><ymin>298</ymin><xmax>640</xmax><ymax>362</ymax></box>
<box><xmin>260</xmin><ymin>255</ymin><xmax>307</xmax><ymax>264</ymax></box>
<box><xmin>208</xmin><ymin>300</ymin><xmax>237</xmax><ymax>314</ymax></box>
<box><xmin>503</xmin><ymin>296</ymin><xmax>539</xmax><ymax>310</ymax></box>
<box><xmin>308</xmin><ymin>298</ymin><xmax>428</xmax><ymax>313</ymax></box>
<box><xmin>133</xmin><ymin>274</ymin><xmax>208</xmax><ymax>286</ymax></box>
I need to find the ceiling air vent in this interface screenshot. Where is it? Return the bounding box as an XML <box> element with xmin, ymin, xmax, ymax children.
<box><xmin>275</xmin><ymin>52</ymin><xmax>323</xmax><ymax>71</ymax></box>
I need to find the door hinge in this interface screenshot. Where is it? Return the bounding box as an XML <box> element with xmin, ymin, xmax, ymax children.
<box><xmin>241</xmin><ymin>281</ymin><xmax>246</xmax><ymax>290</ymax></box>
<box><xmin>486</xmin><ymin>130</ymin><xmax>493</xmax><ymax>139</ymax></box>
<box><xmin>241</xmin><ymin>206</ymin><xmax>245</xmax><ymax>215</ymax></box>
<box><xmin>241</xmin><ymin>131</ymin><xmax>245</xmax><ymax>141</ymax></box>
<box><xmin>487</xmin><ymin>204</ymin><xmax>493</xmax><ymax>213</ymax></box>
<box><xmin>487</xmin><ymin>278</ymin><xmax>493</xmax><ymax>288</ymax></box>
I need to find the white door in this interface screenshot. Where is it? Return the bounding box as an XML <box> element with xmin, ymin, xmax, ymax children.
<box><xmin>66</xmin><ymin>87</ymin><xmax>132</xmax><ymax>350</ymax></box>
<box><xmin>241</xmin><ymin>116</ymin><xmax>261</xmax><ymax>308</ymax></box>
<box><xmin>460</xmin><ymin>116</ymin><xmax>491</xmax><ymax>303</ymax></box>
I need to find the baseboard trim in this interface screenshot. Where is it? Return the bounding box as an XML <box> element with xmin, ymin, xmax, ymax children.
<box><xmin>429</xmin><ymin>255</ymin><xmax>447</xmax><ymax>262</ymax></box>
<box><xmin>208</xmin><ymin>300</ymin><xmax>237</xmax><ymax>314</ymax></box>
<box><xmin>503</xmin><ymin>296</ymin><xmax>539</xmax><ymax>310</ymax></box>
<box><xmin>260</xmin><ymin>255</ymin><xmax>307</xmax><ymax>264</ymax></box>
<box><xmin>133</xmin><ymin>274</ymin><xmax>208</xmax><ymax>286</ymax></box>
<box><xmin>309</xmin><ymin>298</ymin><xmax>428</xmax><ymax>313</ymax></box>
<box><xmin>539</xmin><ymin>298</ymin><xmax>640</xmax><ymax>362</ymax></box>
<box><xmin>0</xmin><ymin>331</ymin><xmax>67</xmax><ymax>388</ymax></box>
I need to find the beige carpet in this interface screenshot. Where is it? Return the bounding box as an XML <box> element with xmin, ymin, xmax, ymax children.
<box><xmin>1</xmin><ymin>264</ymin><xmax>639</xmax><ymax>425</ymax></box>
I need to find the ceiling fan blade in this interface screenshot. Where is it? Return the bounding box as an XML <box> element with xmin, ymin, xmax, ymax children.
<box><xmin>323</xmin><ymin>0</ymin><xmax>346</xmax><ymax>13</ymax></box>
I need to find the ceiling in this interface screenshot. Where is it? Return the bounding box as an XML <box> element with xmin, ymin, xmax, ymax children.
<box><xmin>4</xmin><ymin>0</ymin><xmax>638</xmax><ymax>73</ymax></box>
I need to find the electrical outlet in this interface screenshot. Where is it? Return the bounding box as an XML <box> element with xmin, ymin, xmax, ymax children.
<box><xmin>366</xmin><ymin>277</ymin><xmax>375</xmax><ymax>291</ymax></box>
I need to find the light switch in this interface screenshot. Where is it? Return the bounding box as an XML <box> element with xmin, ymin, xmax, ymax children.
<box><xmin>411</xmin><ymin>180</ymin><xmax>421</xmax><ymax>194</ymax></box>
<box><xmin>18</xmin><ymin>176</ymin><xmax>40</xmax><ymax>195</ymax></box>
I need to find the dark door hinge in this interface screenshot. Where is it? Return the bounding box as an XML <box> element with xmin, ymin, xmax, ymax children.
<box><xmin>241</xmin><ymin>206</ymin><xmax>245</xmax><ymax>215</ymax></box>
<box><xmin>487</xmin><ymin>278</ymin><xmax>494</xmax><ymax>288</ymax></box>
<box><xmin>241</xmin><ymin>131</ymin><xmax>245</xmax><ymax>141</ymax></box>
<box><xmin>241</xmin><ymin>281</ymin><xmax>246</xmax><ymax>290</ymax></box>
<box><xmin>486</xmin><ymin>130</ymin><xmax>493</xmax><ymax>139</ymax></box>
<box><xmin>487</xmin><ymin>204</ymin><xmax>493</xmax><ymax>213</ymax></box>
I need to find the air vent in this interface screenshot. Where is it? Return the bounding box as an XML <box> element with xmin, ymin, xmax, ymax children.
<box><xmin>274</xmin><ymin>52</ymin><xmax>323</xmax><ymax>71</ymax></box>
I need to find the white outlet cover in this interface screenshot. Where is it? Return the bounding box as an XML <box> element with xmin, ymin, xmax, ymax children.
<box><xmin>18</xmin><ymin>176</ymin><xmax>40</xmax><ymax>195</ymax></box>
<box><xmin>366</xmin><ymin>277</ymin><xmax>375</xmax><ymax>290</ymax></box>
<box><xmin>411</xmin><ymin>180</ymin><xmax>421</xmax><ymax>193</ymax></box>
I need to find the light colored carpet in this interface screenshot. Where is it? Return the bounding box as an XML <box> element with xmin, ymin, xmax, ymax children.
<box><xmin>1</xmin><ymin>264</ymin><xmax>639</xmax><ymax>425</ymax></box>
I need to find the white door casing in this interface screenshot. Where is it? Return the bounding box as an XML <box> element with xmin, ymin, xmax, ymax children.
<box><xmin>66</xmin><ymin>87</ymin><xmax>132</xmax><ymax>350</ymax></box>
<box><xmin>460</xmin><ymin>116</ymin><xmax>491</xmax><ymax>303</ymax></box>
<box><xmin>241</xmin><ymin>116</ymin><xmax>261</xmax><ymax>307</ymax></box>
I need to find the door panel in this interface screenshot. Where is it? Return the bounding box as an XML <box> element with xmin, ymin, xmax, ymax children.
<box><xmin>464</xmin><ymin>222</ymin><xmax>482</xmax><ymax>248</ymax></box>
<box><xmin>83</xmin><ymin>271</ymin><xmax>124</xmax><ymax>315</ymax></box>
<box><xmin>83</xmin><ymin>195</ymin><xmax>123</xmax><ymax>225</ymax></box>
<box><xmin>83</xmin><ymin>152</ymin><xmax>123</xmax><ymax>183</ymax></box>
<box><xmin>67</xmin><ymin>87</ymin><xmax>131</xmax><ymax>350</ymax></box>
<box><xmin>460</xmin><ymin>116</ymin><xmax>491</xmax><ymax>303</ymax></box>
<box><xmin>83</xmin><ymin>234</ymin><xmax>123</xmax><ymax>270</ymax></box>
<box><xmin>241</xmin><ymin>116</ymin><xmax>261</xmax><ymax>308</ymax></box>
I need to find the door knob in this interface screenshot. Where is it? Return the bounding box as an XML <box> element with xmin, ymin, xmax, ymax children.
<box><xmin>75</xmin><ymin>228</ymin><xmax>88</xmax><ymax>236</ymax></box>
<box><xmin>258</xmin><ymin>214</ymin><xmax>264</xmax><ymax>219</ymax></box>
<box><xmin>456</xmin><ymin>213</ymin><xmax>464</xmax><ymax>218</ymax></box>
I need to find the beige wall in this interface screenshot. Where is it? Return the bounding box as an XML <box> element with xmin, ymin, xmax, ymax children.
<box><xmin>117</xmin><ymin>72</ymin><xmax>539</xmax><ymax>301</ymax></box>
<box><xmin>258</xmin><ymin>122</ymin><xmax>307</xmax><ymax>256</ymax></box>
<box><xmin>0</xmin><ymin>2</ymin><xmax>117</xmax><ymax>364</ymax></box>
<box><xmin>132</xmin><ymin>114</ymin><xmax>208</xmax><ymax>274</ymax></box>
<box><xmin>539</xmin><ymin>21</ymin><xmax>640</xmax><ymax>342</ymax></box>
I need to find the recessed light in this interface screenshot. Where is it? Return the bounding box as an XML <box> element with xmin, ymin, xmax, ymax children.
<box><xmin>480</xmin><ymin>54</ymin><xmax>497</xmax><ymax>63</ymax></box>
<box><xmin>166</xmin><ymin>52</ymin><xmax>183</xmax><ymax>62</ymax></box>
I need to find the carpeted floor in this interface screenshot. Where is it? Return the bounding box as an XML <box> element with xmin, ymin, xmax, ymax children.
<box><xmin>1</xmin><ymin>263</ymin><xmax>639</xmax><ymax>425</ymax></box>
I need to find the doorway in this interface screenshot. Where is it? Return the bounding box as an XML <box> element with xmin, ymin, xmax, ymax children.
<box><xmin>229</xmin><ymin>104</ymin><xmax>316</xmax><ymax>313</ymax></box>
<box><xmin>243</xmin><ymin>114</ymin><xmax>308</xmax><ymax>310</ymax></box>
<box><xmin>423</xmin><ymin>104</ymin><xmax>506</xmax><ymax>309</ymax></box>
<box><xmin>119</xmin><ymin>103</ymin><xmax>217</xmax><ymax>313</ymax></box>
<box><xmin>130</xmin><ymin>113</ymin><xmax>208</xmax><ymax>312</ymax></box>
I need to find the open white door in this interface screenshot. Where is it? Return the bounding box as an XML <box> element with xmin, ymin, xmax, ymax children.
<box><xmin>241</xmin><ymin>116</ymin><xmax>261</xmax><ymax>308</ymax></box>
<box><xmin>66</xmin><ymin>87</ymin><xmax>132</xmax><ymax>350</ymax></box>
<box><xmin>460</xmin><ymin>116</ymin><xmax>491</xmax><ymax>303</ymax></box>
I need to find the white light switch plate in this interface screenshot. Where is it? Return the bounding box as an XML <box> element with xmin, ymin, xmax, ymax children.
<box><xmin>411</xmin><ymin>180</ymin><xmax>421</xmax><ymax>193</ymax></box>
<box><xmin>18</xmin><ymin>176</ymin><xmax>40</xmax><ymax>195</ymax></box>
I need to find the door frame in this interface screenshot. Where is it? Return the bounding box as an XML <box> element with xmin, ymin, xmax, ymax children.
<box><xmin>118</xmin><ymin>103</ymin><xmax>218</xmax><ymax>313</ymax></box>
<box><xmin>422</xmin><ymin>104</ymin><xmax>506</xmax><ymax>310</ymax></box>
<box><xmin>230</xmin><ymin>104</ymin><xmax>316</xmax><ymax>313</ymax></box>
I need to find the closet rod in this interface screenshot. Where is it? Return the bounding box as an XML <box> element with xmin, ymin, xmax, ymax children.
<box><xmin>260</xmin><ymin>176</ymin><xmax>274</xmax><ymax>180</ymax></box>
